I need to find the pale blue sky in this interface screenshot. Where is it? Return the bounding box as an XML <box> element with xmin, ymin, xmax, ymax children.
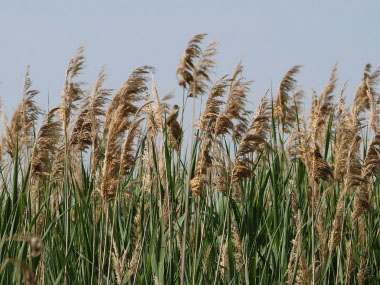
<box><xmin>1</xmin><ymin>1</ymin><xmax>380</xmax><ymax>127</ymax></box>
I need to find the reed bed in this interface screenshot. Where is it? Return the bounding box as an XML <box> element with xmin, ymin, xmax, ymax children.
<box><xmin>1</xmin><ymin>34</ymin><xmax>380</xmax><ymax>284</ymax></box>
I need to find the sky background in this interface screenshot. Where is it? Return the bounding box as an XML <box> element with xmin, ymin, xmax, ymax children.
<box><xmin>1</xmin><ymin>1</ymin><xmax>380</xmax><ymax>132</ymax></box>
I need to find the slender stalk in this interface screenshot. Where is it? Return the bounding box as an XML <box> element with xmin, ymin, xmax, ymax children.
<box><xmin>106</xmin><ymin>200</ymin><xmax>118</xmax><ymax>284</ymax></box>
<box><xmin>312</xmin><ymin>183</ymin><xmax>315</xmax><ymax>285</ymax></box>
<box><xmin>90</xmin><ymin>185</ymin><xmax>96</xmax><ymax>285</ymax></box>
<box><xmin>214</xmin><ymin>184</ymin><xmax>231</xmax><ymax>285</ymax></box>
<box><xmin>180</xmin><ymin>88</ymin><xmax>197</xmax><ymax>285</ymax></box>
<box><xmin>63</xmin><ymin>123</ymin><xmax>70</xmax><ymax>285</ymax></box>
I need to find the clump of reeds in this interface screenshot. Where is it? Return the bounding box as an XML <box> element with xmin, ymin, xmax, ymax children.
<box><xmin>2</xmin><ymin>36</ymin><xmax>380</xmax><ymax>285</ymax></box>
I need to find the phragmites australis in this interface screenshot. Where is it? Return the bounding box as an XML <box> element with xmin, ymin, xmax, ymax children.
<box><xmin>354</xmin><ymin>64</ymin><xmax>380</xmax><ymax>114</ymax></box>
<box><xmin>176</xmin><ymin>33</ymin><xmax>207</xmax><ymax>89</ymax></box>
<box><xmin>333</xmin><ymin>107</ymin><xmax>356</xmax><ymax>182</ymax></box>
<box><xmin>310</xmin><ymin>62</ymin><xmax>338</xmax><ymax>145</ymax></box>
<box><xmin>61</xmin><ymin>45</ymin><xmax>86</xmax><ymax>142</ymax></box>
<box><xmin>232</xmin><ymin>94</ymin><xmax>270</xmax><ymax>184</ymax></box>
<box><xmin>188</xmin><ymin>39</ymin><xmax>218</xmax><ymax>98</ymax></box>
<box><xmin>120</xmin><ymin>118</ymin><xmax>144</xmax><ymax>176</ymax></box>
<box><xmin>69</xmin><ymin>97</ymin><xmax>90</xmax><ymax>150</ymax></box>
<box><xmin>215</xmin><ymin>60</ymin><xmax>252</xmax><ymax>140</ymax></box>
<box><xmin>176</xmin><ymin>33</ymin><xmax>218</xmax><ymax>99</ymax></box>
<box><xmin>348</xmin><ymin>132</ymin><xmax>374</xmax><ymax>221</ymax></box>
<box><xmin>231</xmin><ymin>216</ymin><xmax>244</xmax><ymax>272</ymax></box>
<box><xmin>101</xmin><ymin>66</ymin><xmax>152</xmax><ymax>200</ymax></box>
<box><xmin>274</xmin><ymin>65</ymin><xmax>302</xmax><ymax>133</ymax></box>
<box><xmin>70</xmin><ymin>66</ymin><xmax>112</xmax><ymax>155</ymax></box>
<box><xmin>5</xmin><ymin>66</ymin><xmax>42</xmax><ymax>158</ymax></box>
<box><xmin>363</xmin><ymin>130</ymin><xmax>380</xmax><ymax>180</ymax></box>
<box><xmin>111</xmin><ymin>239</ymin><xmax>129</xmax><ymax>285</ymax></box>
<box><xmin>190</xmin><ymin>139</ymin><xmax>212</xmax><ymax>196</ymax></box>
<box><xmin>145</xmin><ymin>73</ymin><xmax>165</xmax><ymax>137</ymax></box>
<box><xmin>21</xmin><ymin>66</ymin><xmax>43</xmax><ymax>149</ymax></box>
<box><xmin>197</xmin><ymin>75</ymin><xmax>228</xmax><ymax>134</ymax></box>
<box><xmin>329</xmin><ymin>135</ymin><xmax>363</xmax><ymax>252</ymax></box>
<box><xmin>344</xmin><ymin>135</ymin><xmax>364</xmax><ymax>190</ymax></box>
<box><xmin>30</xmin><ymin>107</ymin><xmax>62</xmax><ymax>178</ymax></box>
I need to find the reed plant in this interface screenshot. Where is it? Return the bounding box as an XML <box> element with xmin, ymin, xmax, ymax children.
<box><xmin>1</xmin><ymin>34</ymin><xmax>380</xmax><ymax>284</ymax></box>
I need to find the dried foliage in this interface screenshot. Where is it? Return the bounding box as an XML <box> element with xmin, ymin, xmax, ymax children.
<box><xmin>61</xmin><ymin>45</ymin><xmax>86</xmax><ymax>138</ymax></box>
<box><xmin>101</xmin><ymin>66</ymin><xmax>152</xmax><ymax>199</ymax></box>
<box><xmin>30</xmin><ymin>107</ymin><xmax>62</xmax><ymax>179</ymax></box>
<box><xmin>215</xmin><ymin>61</ymin><xmax>252</xmax><ymax>140</ymax></box>
<box><xmin>176</xmin><ymin>33</ymin><xmax>207</xmax><ymax>89</ymax></box>
<box><xmin>5</xmin><ymin>66</ymin><xmax>42</xmax><ymax>158</ymax></box>
<box><xmin>188</xmin><ymin>40</ymin><xmax>218</xmax><ymax>98</ymax></box>
<box><xmin>232</xmin><ymin>95</ymin><xmax>270</xmax><ymax>183</ymax></box>
<box><xmin>197</xmin><ymin>75</ymin><xmax>228</xmax><ymax>133</ymax></box>
<box><xmin>310</xmin><ymin>62</ymin><xmax>338</xmax><ymax>144</ymax></box>
<box><xmin>275</xmin><ymin>65</ymin><xmax>302</xmax><ymax>132</ymax></box>
<box><xmin>120</xmin><ymin>118</ymin><xmax>143</xmax><ymax>175</ymax></box>
<box><xmin>190</xmin><ymin>139</ymin><xmax>212</xmax><ymax>196</ymax></box>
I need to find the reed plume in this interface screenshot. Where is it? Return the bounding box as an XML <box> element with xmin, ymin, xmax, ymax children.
<box><xmin>190</xmin><ymin>139</ymin><xmax>212</xmax><ymax>196</ymax></box>
<box><xmin>69</xmin><ymin>98</ymin><xmax>90</xmax><ymax>150</ymax></box>
<box><xmin>145</xmin><ymin>73</ymin><xmax>165</xmax><ymax>137</ymax></box>
<box><xmin>275</xmin><ymin>65</ymin><xmax>302</xmax><ymax>132</ymax></box>
<box><xmin>20</xmin><ymin>66</ymin><xmax>43</xmax><ymax>151</ymax></box>
<box><xmin>120</xmin><ymin>118</ymin><xmax>143</xmax><ymax>175</ymax></box>
<box><xmin>30</xmin><ymin>107</ymin><xmax>62</xmax><ymax>184</ymax></box>
<box><xmin>286</xmin><ymin>208</ymin><xmax>302</xmax><ymax>284</ymax></box>
<box><xmin>215</xmin><ymin>61</ymin><xmax>252</xmax><ymax>140</ymax></box>
<box><xmin>111</xmin><ymin>239</ymin><xmax>129</xmax><ymax>285</ymax></box>
<box><xmin>354</xmin><ymin>64</ymin><xmax>380</xmax><ymax>115</ymax></box>
<box><xmin>29</xmin><ymin>107</ymin><xmax>61</xmax><ymax>219</ymax></box>
<box><xmin>363</xmin><ymin>130</ymin><xmax>380</xmax><ymax>179</ymax></box>
<box><xmin>231</xmin><ymin>216</ymin><xmax>244</xmax><ymax>272</ymax></box>
<box><xmin>5</xmin><ymin>66</ymin><xmax>42</xmax><ymax>158</ymax></box>
<box><xmin>212</xmin><ymin>141</ymin><xmax>231</xmax><ymax>193</ymax></box>
<box><xmin>188</xmin><ymin>40</ymin><xmax>218</xmax><ymax>98</ymax></box>
<box><xmin>50</xmin><ymin>144</ymin><xmax>65</xmax><ymax>185</ymax></box>
<box><xmin>101</xmin><ymin>66</ymin><xmax>152</xmax><ymax>200</ymax></box>
<box><xmin>330</xmin><ymin>135</ymin><xmax>362</xmax><ymax>251</ymax></box>
<box><xmin>197</xmin><ymin>75</ymin><xmax>228</xmax><ymax>134</ymax></box>
<box><xmin>86</xmin><ymin>66</ymin><xmax>112</xmax><ymax>172</ymax></box>
<box><xmin>61</xmin><ymin>45</ymin><xmax>86</xmax><ymax>144</ymax></box>
<box><xmin>176</xmin><ymin>33</ymin><xmax>207</xmax><ymax>89</ymax></box>
<box><xmin>219</xmin><ymin>237</ymin><xmax>229</xmax><ymax>281</ymax></box>
<box><xmin>333</xmin><ymin>109</ymin><xmax>356</xmax><ymax>182</ymax></box>
<box><xmin>232</xmin><ymin>94</ymin><xmax>270</xmax><ymax>183</ymax></box>
<box><xmin>69</xmin><ymin>66</ymin><xmax>112</xmax><ymax>174</ymax></box>
<box><xmin>312</xmin><ymin>63</ymin><xmax>338</xmax><ymax>144</ymax></box>
<box><xmin>294</xmin><ymin>116</ymin><xmax>312</xmax><ymax>172</ymax></box>
<box><xmin>4</xmin><ymin>105</ymin><xmax>21</xmax><ymax>159</ymax></box>
<box><xmin>344</xmin><ymin>240</ymin><xmax>353</xmax><ymax>285</ymax></box>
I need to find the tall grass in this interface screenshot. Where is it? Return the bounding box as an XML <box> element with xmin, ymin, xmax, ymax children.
<box><xmin>1</xmin><ymin>34</ymin><xmax>380</xmax><ymax>284</ymax></box>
